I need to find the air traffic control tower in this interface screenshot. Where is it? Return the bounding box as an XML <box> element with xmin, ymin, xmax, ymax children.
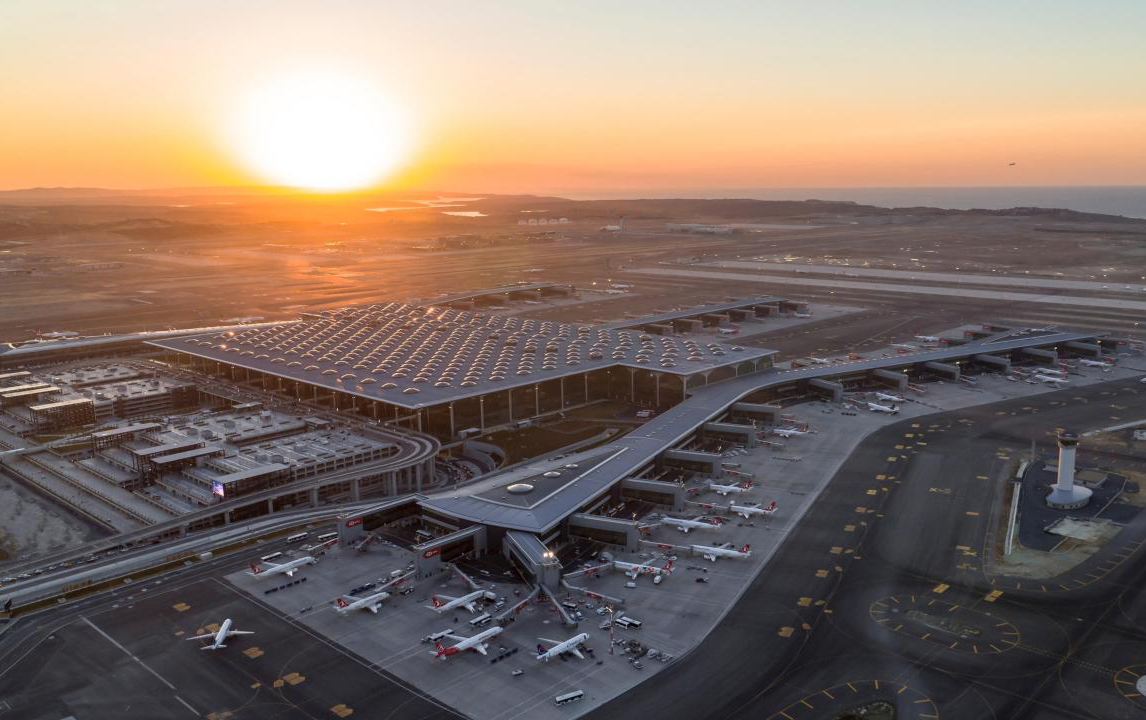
<box><xmin>1046</xmin><ymin>430</ymin><xmax>1092</xmax><ymax>510</ymax></box>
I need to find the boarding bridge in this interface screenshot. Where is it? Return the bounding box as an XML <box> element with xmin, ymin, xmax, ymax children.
<box><xmin>661</xmin><ymin>449</ymin><xmax>724</xmax><ymax>476</ymax></box>
<box><xmin>870</xmin><ymin>368</ymin><xmax>908</xmax><ymax>392</ymax></box>
<box><xmin>923</xmin><ymin>361</ymin><xmax>960</xmax><ymax>381</ymax></box>
<box><xmin>503</xmin><ymin>530</ymin><xmax>562</xmax><ymax>588</ymax></box>
<box><xmin>1021</xmin><ymin>347</ymin><xmax>1058</xmax><ymax>365</ymax></box>
<box><xmin>973</xmin><ymin>354</ymin><xmax>1012</xmax><ymax>373</ymax></box>
<box><xmin>702</xmin><ymin>421</ymin><xmax>757</xmax><ymax>447</ymax></box>
<box><xmin>1065</xmin><ymin>341</ymin><xmax>1102</xmax><ymax>358</ymax></box>
<box><xmin>729</xmin><ymin>402</ymin><xmax>780</xmax><ymax>424</ymax></box>
<box><xmin>567</xmin><ymin>513</ymin><xmax>642</xmax><ymax>551</ymax></box>
<box><xmin>808</xmin><ymin>378</ymin><xmax>844</xmax><ymax>402</ymax></box>
<box><xmin>413</xmin><ymin>525</ymin><xmax>487</xmax><ymax>578</ymax></box>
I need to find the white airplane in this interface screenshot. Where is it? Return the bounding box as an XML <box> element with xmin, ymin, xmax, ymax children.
<box><xmin>247</xmin><ymin>556</ymin><xmax>316</xmax><ymax>579</ymax></box>
<box><xmin>692</xmin><ymin>543</ymin><xmax>752</xmax><ymax>562</ymax></box>
<box><xmin>891</xmin><ymin>343</ymin><xmax>917</xmax><ymax>351</ymax></box>
<box><xmin>535</xmin><ymin>632</ymin><xmax>590</xmax><ymax>662</ymax></box>
<box><xmin>185</xmin><ymin>618</ymin><xmax>254</xmax><ymax>650</ymax></box>
<box><xmin>914</xmin><ymin>335</ymin><xmax>940</xmax><ymax>343</ymax></box>
<box><xmin>428</xmin><ymin>589</ymin><xmax>496</xmax><ymax>614</ymax></box>
<box><xmin>866</xmin><ymin>402</ymin><xmax>899</xmax><ymax>414</ymax></box>
<box><xmin>773</xmin><ymin>427</ymin><xmax>809</xmax><ymax>438</ymax></box>
<box><xmin>1078</xmin><ymin>358</ymin><xmax>1111</xmax><ymax>368</ymax></box>
<box><xmin>1035</xmin><ymin>374</ymin><xmax>1068</xmax><ymax>386</ymax></box>
<box><xmin>874</xmin><ymin>391</ymin><xmax>905</xmax><ymax>403</ymax></box>
<box><xmin>809</xmin><ymin>357</ymin><xmax>831</xmax><ymax>365</ymax></box>
<box><xmin>707</xmin><ymin>480</ymin><xmax>751</xmax><ymax>496</ymax></box>
<box><xmin>661</xmin><ymin>516</ymin><xmax>723</xmax><ymax>533</ymax></box>
<box><xmin>335</xmin><ymin>589</ymin><xmax>391</xmax><ymax>615</ymax></box>
<box><xmin>793</xmin><ymin>312</ymin><xmax>813</xmax><ymax>318</ymax></box>
<box><xmin>614</xmin><ymin>558</ymin><xmax>673</xmax><ymax>583</ymax></box>
<box><xmin>1036</xmin><ymin>368</ymin><xmax>1068</xmax><ymax>377</ymax></box>
<box><xmin>431</xmin><ymin>626</ymin><xmax>504</xmax><ymax>659</ymax></box>
<box><xmin>729</xmin><ymin>500</ymin><xmax>777</xmax><ymax>519</ymax></box>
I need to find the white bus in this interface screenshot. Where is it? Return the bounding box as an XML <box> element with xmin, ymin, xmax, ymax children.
<box><xmin>423</xmin><ymin>628</ymin><xmax>454</xmax><ymax>644</ymax></box>
<box><xmin>468</xmin><ymin>613</ymin><xmax>492</xmax><ymax>628</ymax></box>
<box><xmin>260</xmin><ymin>552</ymin><xmax>284</xmax><ymax>562</ymax></box>
<box><xmin>316</xmin><ymin>532</ymin><xmax>338</xmax><ymax>543</ymax></box>
<box><xmin>615</xmin><ymin>616</ymin><xmax>642</xmax><ymax>629</ymax></box>
<box><xmin>286</xmin><ymin>533</ymin><xmax>309</xmax><ymax>544</ymax></box>
<box><xmin>554</xmin><ymin>690</ymin><xmax>584</xmax><ymax>706</ymax></box>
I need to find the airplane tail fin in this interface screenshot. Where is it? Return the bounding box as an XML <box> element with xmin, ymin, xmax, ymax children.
<box><xmin>664</xmin><ymin>559</ymin><xmax>674</xmax><ymax>573</ymax></box>
<box><xmin>433</xmin><ymin>640</ymin><xmax>448</xmax><ymax>658</ymax></box>
<box><xmin>431</xmin><ymin>595</ymin><xmax>443</xmax><ymax>608</ymax></box>
<box><xmin>767</xmin><ymin>501</ymin><xmax>777</xmax><ymax>511</ymax></box>
<box><xmin>249</xmin><ymin>562</ymin><xmax>261</xmax><ymax>574</ymax></box>
<box><xmin>336</xmin><ymin>597</ymin><xmax>349</xmax><ymax>608</ymax></box>
<box><xmin>740</xmin><ymin>544</ymin><xmax>751</xmax><ymax>553</ymax></box>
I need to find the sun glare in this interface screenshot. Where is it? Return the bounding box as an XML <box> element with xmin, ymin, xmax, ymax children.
<box><xmin>231</xmin><ymin>69</ymin><xmax>411</xmax><ymax>192</ymax></box>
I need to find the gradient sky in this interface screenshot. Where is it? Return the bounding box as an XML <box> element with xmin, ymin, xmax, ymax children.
<box><xmin>2</xmin><ymin>0</ymin><xmax>1144</xmax><ymax>193</ymax></box>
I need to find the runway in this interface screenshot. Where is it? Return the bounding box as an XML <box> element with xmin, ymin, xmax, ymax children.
<box><xmin>587</xmin><ymin>376</ymin><xmax>1146</xmax><ymax>719</ymax></box>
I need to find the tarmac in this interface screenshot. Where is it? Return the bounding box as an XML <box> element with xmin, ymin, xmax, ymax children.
<box><xmin>587</xmin><ymin>373</ymin><xmax>1146</xmax><ymax>719</ymax></box>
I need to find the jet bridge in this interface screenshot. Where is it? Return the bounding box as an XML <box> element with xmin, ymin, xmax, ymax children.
<box><xmin>870</xmin><ymin>368</ymin><xmax>908</xmax><ymax>392</ymax></box>
<box><xmin>413</xmin><ymin>525</ymin><xmax>487</xmax><ymax>578</ymax></box>
<box><xmin>503</xmin><ymin>530</ymin><xmax>562</xmax><ymax>588</ymax></box>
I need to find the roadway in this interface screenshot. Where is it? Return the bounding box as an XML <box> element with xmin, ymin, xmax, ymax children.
<box><xmin>587</xmin><ymin>376</ymin><xmax>1146</xmax><ymax>719</ymax></box>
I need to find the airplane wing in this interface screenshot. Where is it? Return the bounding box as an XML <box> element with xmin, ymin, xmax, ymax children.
<box><xmin>461</xmin><ymin>601</ymin><xmax>476</xmax><ymax>613</ymax></box>
<box><xmin>473</xmin><ymin>643</ymin><xmax>488</xmax><ymax>656</ymax></box>
<box><xmin>537</xmin><ymin>637</ymin><xmax>560</xmax><ymax>646</ymax></box>
<box><xmin>283</xmin><ymin>568</ymin><xmax>297</xmax><ymax>577</ymax></box>
<box><xmin>443</xmin><ymin>634</ymin><xmax>467</xmax><ymax>642</ymax></box>
<box><xmin>185</xmin><ymin>632</ymin><xmax>217</xmax><ymax>642</ymax></box>
<box><xmin>368</xmin><ymin>605</ymin><xmax>381</xmax><ymax>614</ymax></box>
<box><xmin>227</xmin><ymin>630</ymin><xmax>255</xmax><ymax>636</ymax></box>
<box><xmin>569</xmin><ymin>647</ymin><xmax>584</xmax><ymax>660</ymax></box>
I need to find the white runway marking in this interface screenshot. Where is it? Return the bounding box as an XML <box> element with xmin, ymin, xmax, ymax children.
<box><xmin>81</xmin><ymin>616</ymin><xmax>176</xmax><ymax>691</ymax></box>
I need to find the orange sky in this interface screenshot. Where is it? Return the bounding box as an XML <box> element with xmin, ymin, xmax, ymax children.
<box><xmin>2</xmin><ymin>1</ymin><xmax>1145</xmax><ymax>193</ymax></box>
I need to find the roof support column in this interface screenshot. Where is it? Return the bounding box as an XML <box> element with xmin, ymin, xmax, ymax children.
<box><xmin>479</xmin><ymin>395</ymin><xmax>486</xmax><ymax>431</ymax></box>
<box><xmin>449</xmin><ymin>402</ymin><xmax>455</xmax><ymax>439</ymax></box>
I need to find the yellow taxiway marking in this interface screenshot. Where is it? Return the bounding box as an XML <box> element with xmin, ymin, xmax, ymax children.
<box><xmin>830</xmin><ymin>546</ymin><xmax>843</xmax><ymax>554</ymax></box>
<box><xmin>815</xmin><ymin>569</ymin><xmax>829</xmax><ymax>578</ymax></box>
<box><xmin>205</xmin><ymin>623</ymin><xmax>221</xmax><ymax>633</ymax></box>
<box><xmin>984</xmin><ymin>590</ymin><xmax>1004</xmax><ymax>603</ymax></box>
<box><xmin>966</xmin><ymin>511</ymin><xmax>980</xmax><ymax>517</ymax></box>
<box><xmin>243</xmin><ymin>646</ymin><xmax>264</xmax><ymax>658</ymax></box>
<box><xmin>172</xmin><ymin>602</ymin><xmax>190</xmax><ymax>612</ymax></box>
<box><xmin>886</xmin><ymin>456</ymin><xmax>898</xmax><ymax>462</ymax></box>
<box><xmin>250</xmin><ymin>682</ymin><xmax>261</xmax><ymax>689</ymax></box>
<box><xmin>866</xmin><ymin>489</ymin><xmax>878</xmax><ymax>496</ymax></box>
<box><xmin>778</xmin><ymin>626</ymin><xmax>795</xmax><ymax>637</ymax></box>
<box><xmin>174</xmin><ymin>630</ymin><xmax>184</xmax><ymax>637</ymax></box>
<box><xmin>844</xmin><ymin>524</ymin><xmax>856</xmax><ymax>532</ymax></box>
<box><xmin>894</xmin><ymin>444</ymin><xmax>905</xmax><ymax>450</ymax></box>
<box><xmin>976</xmin><ymin>475</ymin><xmax>989</xmax><ymax>480</ymax></box>
<box><xmin>798</xmin><ymin>597</ymin><xmax>812</xmax><ymax>607</ymax></box>
<box><xmin>875</xmin><ymin>474</ymin><xmax>887</xmax><ymax>481</ymax></box>
<box><xmin>331</xmin><ymin>704</ymin><xmax>354</xmax><ymax>718</ymax></box>
<box><xmin>932</xmin><ymin>583</ymin><xmax>949</xmax><ymax>594</ymax></box>
<box><xmin>855</xmin><ymin>506</ymin><xmax>867</xmax><ymax>513</ymax></box>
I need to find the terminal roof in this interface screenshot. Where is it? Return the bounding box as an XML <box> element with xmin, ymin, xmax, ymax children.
<box><xmin>150</xmin><ymin>303</ymin><xmax>775</xmax><ymax>409</ymax></box>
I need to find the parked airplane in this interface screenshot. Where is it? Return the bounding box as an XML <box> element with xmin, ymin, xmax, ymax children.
<box><xmin>614</xmin><ymin>558</ymin><xmax>673</xmax><ymax>583</ymax></box>
<box><xmin>692</xmin><ymin>543</ymin><xmax>752</xmax><ymax>562</ymax></box>
<box><xmin>773</xmin><ymin>427</ymin><xmax>809</xmax><ymax>438</ymax></box>
<box><xmin>186</xmin><ymin>618</ymin><xmax>254</xmax><ymax>650</ymax></box>
<box><xmin>914</xmin><ymin>335</ymin><xmax>940</xmax><ymax>343</ymax></box>
<box><xmin>247</xmin><ymin>555</ymin><xmax>316</xmax><ymax>579</ymax></box>
<box><xmin>428</xmin><ymin>589</ymin><xmax>496</xmax><ymax>614</ymax></box>
<box><xmin>874</xmin><ymin>391</ymin><xmax>905</xmax><ymax>403</ymax></box>
<box><xmin>729</xmin><ymin>500</ymin><xmax>777</xmax><ymax>519</ymax></box>
<box><xmin>1034</xmin><ymin>374</ymin><xmax>1069</xmax><ymax>386</ymax></box>
<box><xmin>335</xmin><ymin>588</ymin><xmax>391</xmax><ymax>615</ymax></box>
<box><xmin>866</xmin><ymin>402</ymin><xmax>899</xmax><ymax>414</ymax></box>
<box><xmin>1036</xmin><ymin>368</ymin><xmax>1068</xmax><ymax>377</ymax></box>
<box><xmin>1079</xmin><ymin>358</ymin><xmax>1112</xmax><ymax>368</ymax></box>
<box><xmin>431</xmin><ymin>626</ymin><xmax>504</xmax><ymax>659</ymax></box>
<box><xmin>661</xmin><ymin>516</ymin><xmax>722</xmax><ymax>533</ymax></box>
<box><xmin>809</xmin><ymin>357</ymin><xmax>831</xmax><ymax>365</ymax></box>
<box><xmin>793</xmin><ymin>312</ymin><xmax>813</xmax><ymax>318</ymax></box>
<box><xmin>891</xmin><ymin>343</ymin><xmax>917</xmax><ymax>351</ymax></box>
<box><xmin>707</xmin><ymin>480</ymin><xmax>751</xmax><ymax>496</ymax></box>
<box><xmin>536</xmin><ymin>632</ymin><xmax>590</xmax><ymax>662</ymax></box>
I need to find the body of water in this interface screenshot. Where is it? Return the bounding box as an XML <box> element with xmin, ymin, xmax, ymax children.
<box><xmin>564</xmin><ymin>186</ymin><xmax>1146</xmax><ymax>219</ymax></box>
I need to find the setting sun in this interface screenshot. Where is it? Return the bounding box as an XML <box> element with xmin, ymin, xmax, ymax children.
<box><xmin>229</xmin><ymin>68</ymin><xmax>412</xmax><ymax>192</ymax></box>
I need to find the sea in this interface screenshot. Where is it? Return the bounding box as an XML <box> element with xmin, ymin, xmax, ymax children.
<box><xmin>562</xmin><ymin>186</ymin><xmax>1146</xmax><ymax>220</ymax></box>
